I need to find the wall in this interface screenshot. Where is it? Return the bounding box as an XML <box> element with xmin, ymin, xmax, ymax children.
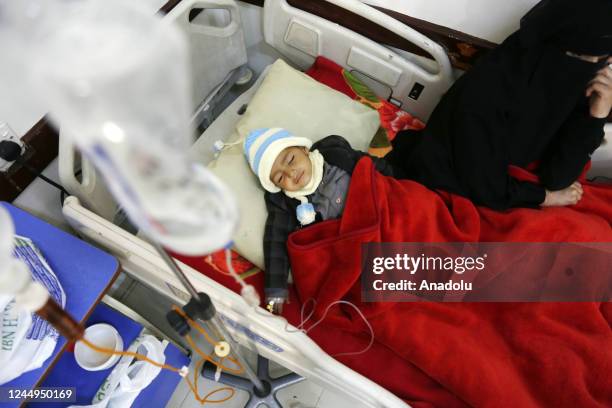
<box><xmin>363</xmin><ymin>0</ymin><xmax>539</xmax><ymax>43</ymax></box>
<box><xmin>238</xmin><ymin>1</ymin><xmax>283</xmax><ymax>75</ymax></box>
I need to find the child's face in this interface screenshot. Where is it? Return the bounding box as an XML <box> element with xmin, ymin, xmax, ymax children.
<box><xmin>270</xmin><ymin>146</ymin><xmax>312</xmax><ymax>192</ymax></box>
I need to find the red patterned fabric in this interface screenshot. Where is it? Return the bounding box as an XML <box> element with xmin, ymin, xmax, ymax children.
<box><xmin>306</xmin><ymin>56</ymin><xmax>425</xmax><ymax>157</ymax></box>
<box><xmin>172</xmin><ymin>250</ymin><xmax>264</xmax><ymax>298</ymax></box>
<box><xmin>286</xmin><ymin>158</ymin><xmax>612</xmax><ymax>407</ymax></box>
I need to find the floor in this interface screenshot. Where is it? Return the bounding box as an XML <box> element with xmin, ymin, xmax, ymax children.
<box><xmin>166</xmin><ymin>351</ymin><xmax>329</xmax><ymax>408</ymax></box>
<box><xmin>166</xmin><ymin>343</ymin><xmax>355</xmax><ymax>408</ymax></box>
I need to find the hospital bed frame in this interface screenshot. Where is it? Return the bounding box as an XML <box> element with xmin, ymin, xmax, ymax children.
<box><xmin>63</xmin><ymin>195</ymin><xmax>407</xmax><ymax>407</ymax></box>
<box><xmin>59</xmin><ymin>1</ymin><xmax>455</xmax><ymax>406</ymax></box>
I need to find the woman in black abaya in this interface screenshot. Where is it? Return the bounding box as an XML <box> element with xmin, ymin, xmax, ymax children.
<box><xmin>387</xmin><ymin>0</ymin><xmax>612</xmax><ymax>210</ymax></box>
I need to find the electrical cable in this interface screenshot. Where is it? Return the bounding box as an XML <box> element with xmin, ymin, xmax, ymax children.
<box><xmin>35</xmin><ymin>171</ymin><xmax>71</xmax><ymax>196</ymax></box>
<box><xmin>14</xmin><ymin>156</ymin><xmax>71</xmax><ymax>197</ymax></box>
<box><xmin>296</xmin><ymin>298</ymin><xmax>317</xmax><ymax>331</ymax></box>
<box><xmin>302</xmin><ymin>300</ymin><xmax>375</xmax><ymax>358</ymax></box>
<box><xmin>0</xmin><ymin>140</ymin><xmax>71</xmax><ymax>202</ymax></box>
<box><xmin>251</xmin><ymin>297</ymin><xmax>375</xmax><ymax>357</ymax></box>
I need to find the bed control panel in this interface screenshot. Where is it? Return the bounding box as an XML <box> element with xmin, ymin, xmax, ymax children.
<box><xmin>408</xmin><ymin>82</ymin><xmax>425</xmax><ymax>100</ymax></box>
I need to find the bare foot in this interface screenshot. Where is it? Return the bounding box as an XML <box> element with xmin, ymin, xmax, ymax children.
<box><xmin>541</xmin><ymin>182</ymin><xmax>583</xmax><ymax>207</ymax></box>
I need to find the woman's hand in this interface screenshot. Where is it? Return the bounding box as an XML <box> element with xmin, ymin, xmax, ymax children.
<box><xmin>587</xmin><ymin>58</ymin><xmax>612</xmax><ymax>119</ymax></box>
<box><xmin>542</xmin><ymin>181</ymin><xmax>583</xmax><ymax>207</ymax></box>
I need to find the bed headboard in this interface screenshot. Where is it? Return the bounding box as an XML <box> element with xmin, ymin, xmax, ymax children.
<box><xmin>263</xmin><ymin>0</ymin><xmax>454</xmax><ymax>121</ymax></box>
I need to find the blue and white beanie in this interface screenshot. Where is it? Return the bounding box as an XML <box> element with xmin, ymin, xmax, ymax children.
<box><xmin>244</xmin><ymin>128</ymin><xmax>312</xmax><ymax>193</ymax></box>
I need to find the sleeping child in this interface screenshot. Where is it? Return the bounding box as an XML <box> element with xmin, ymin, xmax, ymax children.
<box><xmin>243</xmin><ymin>127</ymin><xmax>400</xmax><ymax>314</ymax></box>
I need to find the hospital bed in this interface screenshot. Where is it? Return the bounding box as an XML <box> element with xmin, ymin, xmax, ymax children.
<box><xmin>58</xmin><ymin>0</ymin><xmax>454</xmax><ymax>406</ymax></box>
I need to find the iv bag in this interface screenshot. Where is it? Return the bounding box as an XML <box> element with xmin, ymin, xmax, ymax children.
<box><xmin>2</xmin><ymin>0</ymin><xmax>238</xmax><ymax>255</ymax></box>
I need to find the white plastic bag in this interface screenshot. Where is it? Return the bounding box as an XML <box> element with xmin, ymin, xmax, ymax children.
<box><xmin>0</xmin><ymin>296</ymin><xmax>32</xmax><ymax>383</ymax></box>
<box><xmin>71</xmin><ymin>334</ymin><xmax>167</xmax><ymax>408</ymax></box>
<box><xmin>0</xmin><ymin>235</ymin><xmax>66</xmax><ymax>385</ymax></box>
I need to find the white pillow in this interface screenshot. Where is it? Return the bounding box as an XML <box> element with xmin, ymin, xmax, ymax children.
<box><xmin>208</xmin><ymin>59</ymin><xmax>380</xmax><ymax>268</ymax></box>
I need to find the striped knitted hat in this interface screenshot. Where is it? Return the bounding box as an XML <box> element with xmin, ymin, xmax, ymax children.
<box><xmin>243</xmin><ymin>128</ymin><xmax>312</xmax><ymax>193</ymax></box>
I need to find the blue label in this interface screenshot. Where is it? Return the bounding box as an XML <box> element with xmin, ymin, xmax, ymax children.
<box><xmin>219</xmin><ymin>314</ymin><xmax>283</xmax><ymax>353</ymax></box>
<box><xmin>13</xmin><ymin>237</ymin><xmax>64</xmax><ymax>341</ymax></box>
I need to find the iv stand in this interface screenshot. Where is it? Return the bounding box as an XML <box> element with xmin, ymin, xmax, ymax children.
<box><xmin>154</xmin><ymin>243</ymin><xmax>304</xmax><ymax>407</ymax></box>
<box><xmin>151</xmin><ymin>241</ymin><xmax>266</xmax><ymax>394</ymax></box>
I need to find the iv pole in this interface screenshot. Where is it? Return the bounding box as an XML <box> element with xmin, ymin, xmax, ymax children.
<box><xmin>152</xmin><ymin>241</ymin><xmax>266</xmax><ymax>394</ymax></box>
<box><xmin>151</xmin><ymin>245</ymin><xmax>306</xmax><ymax>406</ymax></box>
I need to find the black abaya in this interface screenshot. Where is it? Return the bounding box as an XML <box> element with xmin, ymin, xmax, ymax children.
<box><xmin>386</xmin><ymin>0</ymin><xmax>612</xmax><ymax>210</ymax></box>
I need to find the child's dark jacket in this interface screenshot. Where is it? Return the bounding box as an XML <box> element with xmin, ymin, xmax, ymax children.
<box><xmin>263</xmin><ymin>135</ymin><xmax>400</xmax><ymax>298</ymax></box>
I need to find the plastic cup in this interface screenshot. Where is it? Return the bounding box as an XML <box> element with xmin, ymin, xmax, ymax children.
<box><xmin>74</xmin><ymin>323</ymin><xmax>123</xmax><ymax>371</ymax></box>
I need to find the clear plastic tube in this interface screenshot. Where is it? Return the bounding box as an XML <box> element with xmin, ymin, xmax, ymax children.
<box><xmin>224</xmin><ymin>248</ymin><xmax>260</xmax><ymax>306</ymax></box>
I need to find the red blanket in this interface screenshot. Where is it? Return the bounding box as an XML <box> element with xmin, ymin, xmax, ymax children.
<box><xmin>286</xmin><ymin>158</ymin><xmax>612</xmax><ymax>407</ymax></box>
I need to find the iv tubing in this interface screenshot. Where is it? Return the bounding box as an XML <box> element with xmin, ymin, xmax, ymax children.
<box><xmin>79</xmin><ymin>308</ymin><xmax>244</xmax><ymax>405</ymax></box>
<box><xmin>80</xmin><ymin>337</ymin><xmax>182</xmax><ymax>373</ymax></box>
<box><xmin>82</xmin><ymin>337</ymin><xmax>234</xmax><ymax>405</ymax></box>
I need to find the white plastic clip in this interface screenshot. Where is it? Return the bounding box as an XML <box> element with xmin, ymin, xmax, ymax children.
<box><xmin>241</xmin><ymin>284</ymin><xmax>260</xmax><ymax>307</ymax></box>
<box><xmin>214</xmin><ymin>364</ymin><xmax>222</xmax><ymax>382</ymax></box>
<box><xmin>213</xmin><ymin>140</ymin><xmax>225</xmax><ymax>157</ymax></box>
<box><xmin>179</xmin><ymin>366</ymin><xmax>190</xmax><ymax>377</ymax></box>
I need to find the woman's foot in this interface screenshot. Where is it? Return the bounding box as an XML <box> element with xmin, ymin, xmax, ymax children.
<box><xmin>541</xmin><ymin>182</ymin><xmax>583</xmax><ymax>207</ymax></box>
